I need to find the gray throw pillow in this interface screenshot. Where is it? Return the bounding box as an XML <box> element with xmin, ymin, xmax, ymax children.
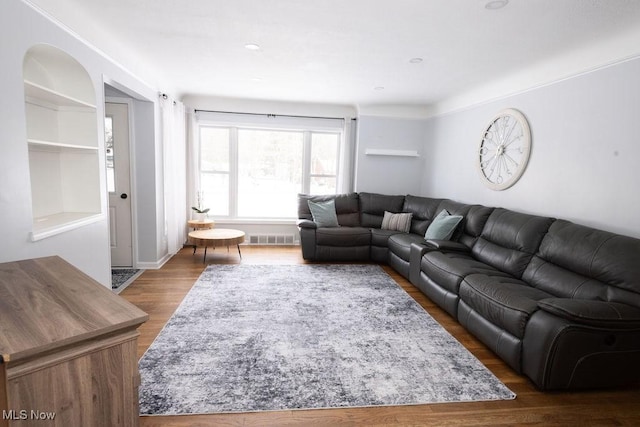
<box><xmin>424</xmin><ymin>209</ymin><xmax>463</xmax><ymax>240</ymax></box>
<box><xmin>308</xmin><ymin>199</ymin><xmax>340</xmax><ymax>228</ymax></box>
<box><xmin>381</xmin><ymin>211</ymin><xmax>412</xmax><ymax>233</ymax></box>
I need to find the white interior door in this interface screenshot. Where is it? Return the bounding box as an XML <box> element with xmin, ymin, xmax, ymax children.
<box><xmin>106</xmin><ymin>102</ymin><xmax>133</xmax><ymax>267</ymax></box>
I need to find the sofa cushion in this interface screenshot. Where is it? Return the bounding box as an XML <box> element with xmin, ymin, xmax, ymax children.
<box><xmin>381</xmin><ymin>211</ymin><xmax>412</xmax><ymax>233</ymax></box>
<box><xmin>472</xmin><ymin>208</ymin><xmax>554</xmax><ymax>279</ymax></box>
<box><xmin>458</xmin><ymin>205</ymin><xmax>495</xmax><ymax>248</ymax></box>
<box><xmin>425</xmin><ymin>239</ymin><xmax>470</xmax><ymax>253</ymax></box>
<box><xmin>402</xmin><ymin>195</ymin><xmax>443</xmax><ymax>236</ymax></box>
<box><xmin>388</xmin><ymin>233</ymin><xmax>427</xmax><ymax>262</ymax></box>
<box><xmin>523</xmin><ymin>256</ymin><xmax>606</xmax><ymax>300</ymax></box>
<box><xmin>523</xmin><ymin>220</ymin><xmax>640</xmax><ymax>306</ymax></box>
<box><xmin>424</xmin><ymin>209</ymin><xmax>463</xmax><ymax>240</ymax></box>
<box><xmin>315</xmin><ymin>227</ymin><xmax>371</xmax><ymax>247</ymax></box>
<box><xmin>437</xmin><ymin>199</ymin><xmax>473</xmax><ymax>217</ymax></box>
<box><xmin>460</xmin><ymin>274</ymin><xmax>554</xmax><ymax>339</ymax></box>
<box><xmin>360</xmin><ymin>192</ymin><xmax>405</xmax><ymax>228</ymax></box>
<box><xmin>307</xmin><ymin>200</ymin><xmax>339</xmax><ymax>228</ymax></box>
<box><xmin>371</xmin><ymin>228</ymin><xmax>403</xmax><ymax>248</ymax></box>
<box><xmin>298</xmin><ymin>193</ymin><xmax>360</xmax><ymax>226</ymax></box>
<box><xmin>420</xmin><ymin>251</ymin><xmax>511</xmax><ymax>295</ymax></box>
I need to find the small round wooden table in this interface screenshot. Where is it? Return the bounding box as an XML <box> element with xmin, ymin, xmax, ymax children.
<box><xmin>187</xmin><ymin>219</ymin><xmax>215</xmax><ymax>230</ymax></box>
<box><xmin>188</xmin><ymin>228</ymin><xmax>245</xmax><ymax>262</ymax></box>
<box><xmin>187</xmin><ymin>219</ymin><xmax>216</xmax><ymax>254</ymax></box>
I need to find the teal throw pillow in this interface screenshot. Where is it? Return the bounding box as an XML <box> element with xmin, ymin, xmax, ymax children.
<box><xmin>424</xmin><ymin>209</ymin><xmax>463</xmax><ymax>240</ymax></box>
<box><xmin>308</xmin><ymin>199</ymin><xmax>340</xmax><ymax>228</ymax></box>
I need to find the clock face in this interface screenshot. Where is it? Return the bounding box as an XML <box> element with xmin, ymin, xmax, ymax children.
<box><xmin>478</xmin><ymin>109</ymin><xmax>531</xmax><ymax>190</ymax></box>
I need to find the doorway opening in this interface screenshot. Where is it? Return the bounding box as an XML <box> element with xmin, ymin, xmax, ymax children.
<box><xmin>105</xmin><ymin>100</ymin><xmax>134</xmax><ymax>267</ymax></box>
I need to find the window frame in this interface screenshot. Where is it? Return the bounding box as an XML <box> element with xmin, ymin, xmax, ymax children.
<box><xmin>197</xmin><ymin>122</ymin><xmax>342</xmax><ymax>221</ymax></box>
<box><xmin>307</xmin><ymin>131</ymin><xmax>341</xmax><ymax>195</ymax></box>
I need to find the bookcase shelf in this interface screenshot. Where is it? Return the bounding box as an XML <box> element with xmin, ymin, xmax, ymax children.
<box><xmin>23</xmin><ymin>45</ymin><xmax>101</xmax><ymax>240</ymax></box>
<box><xmin>24</xmin><ymin>79</ymin><xmax>96</xmax><ymax>109</ymax></box>
<box><xmin>27</xmin><ymin>139</ymin><xmax>100</xmax><ymax>152</ymax></box>
<box><xmin>31</xmin><ymin>212</ymin><xmax>104</xmax><ymax>241</ymax></box>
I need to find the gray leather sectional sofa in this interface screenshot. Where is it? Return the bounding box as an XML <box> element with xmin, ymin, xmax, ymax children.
<box><xmin>297</xmin><ymin>192</ymin><xmax>640</xmax><ymax>390</ymax></box>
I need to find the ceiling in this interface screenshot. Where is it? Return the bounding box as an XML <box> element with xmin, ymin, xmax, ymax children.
<box><xmin>27</xmin><ymin>0</ymin><xmax>640</xmax><ymax>109</ymax></box>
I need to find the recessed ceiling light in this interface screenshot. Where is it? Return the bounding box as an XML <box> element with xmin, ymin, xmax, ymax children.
<box><xmin>409</xmin><ymin>57</ymin><xmax>423</xmax><ymax>64</ymax></box>
<box><xmin>244</xmin><ymin>43</ymin><xmax>261</xmax><ymax>50</ymax></box>
<box><xmin>251</xmin><ymin>77</ymin><xmax>263</xmax><ymax>82</ymax></box>
<box><xmin>485</xmin><ymin>0</ymin><xmax>508</xmax><ymax>9</ymax></box>
<box><xmin>374</xmin><ymin>86</ymin><xmax>385</xmax><ymax>91</ymax></box>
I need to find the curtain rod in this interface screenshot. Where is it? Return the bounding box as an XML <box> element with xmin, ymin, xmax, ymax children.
<box><xmin>194</xmin><ymin>109</ymin><xmax>356</xmax><ymax>121</ymax></box>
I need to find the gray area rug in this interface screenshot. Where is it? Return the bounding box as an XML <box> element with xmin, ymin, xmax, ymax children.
<box><xmin>139</xmin><ymin>264</ymin><xmax>515</xmax><ymax>415</ymax></box>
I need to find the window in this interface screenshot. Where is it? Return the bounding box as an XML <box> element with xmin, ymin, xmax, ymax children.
<box><xmin>310</xmin><ymin>133</ymin><xmax>339</xmax><ymax>194</ymax></box>
<box><xmin>105</xmin><ymin>116</ymin><xmax>115</xmax><ymax>192</ymax></box>
<box><xmin>198</xmin><ymin>120</ymin><xmax>342</xmax><ymax>220</ymax></box>
<box><xmin>200</xmin><ymin>127</ymin><xmax>230</xmax><ymax>216</ymax></box>
<box><xmin>237</xmin><ymin>129</ymin><xmax>303</xmax><ymax>218</ymax></box>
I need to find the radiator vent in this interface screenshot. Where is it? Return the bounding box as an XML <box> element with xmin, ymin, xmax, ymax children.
<box><xmin>248</xmin><ymin>234</ymin><xmax>297</xmax><ymax>245</ymax></box>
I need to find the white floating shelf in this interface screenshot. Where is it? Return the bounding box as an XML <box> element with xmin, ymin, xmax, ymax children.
<box><xmin>365</xmin><ymin>149</ymin><xmax>420</xmax><ymax>157</ymax></box>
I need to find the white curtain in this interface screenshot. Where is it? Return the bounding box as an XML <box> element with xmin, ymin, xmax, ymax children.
<box><xmin>338</xmin><ymin>117</ymin><xmax>357</xmax><ymax>193</ymax></box>
<box><xmin>186</xmin><ymin>108</ymin><xmax>200</xmax><ymax>220</ymax></box>
<box><xmin>160</xmin><ymin>95</ymin><xmax>187</xmax><ymax>255</ymax></box>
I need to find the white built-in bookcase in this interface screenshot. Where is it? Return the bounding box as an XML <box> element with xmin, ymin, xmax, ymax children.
<box><xmin>23</xmin><ymin>45</ymin><xmax>102</xmax><ymax>241</ymax></box>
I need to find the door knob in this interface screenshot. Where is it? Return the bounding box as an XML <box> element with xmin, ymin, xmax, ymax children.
<box><xmin>120</xmin><ymin>193</ymin><xmax>128</xmax><ymax>199</ymax></box>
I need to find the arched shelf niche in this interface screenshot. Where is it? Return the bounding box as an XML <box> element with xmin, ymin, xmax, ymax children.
<box><xmin>23</xmin><ymin>44</ymin><xmax>102</xmax><ymax>241</ymax></box>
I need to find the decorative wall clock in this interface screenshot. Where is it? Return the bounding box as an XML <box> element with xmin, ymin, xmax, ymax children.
<box><xmin>477</xmin><ymin>108</ymin><xmax>531</xmax><ymax>190</ymax></box>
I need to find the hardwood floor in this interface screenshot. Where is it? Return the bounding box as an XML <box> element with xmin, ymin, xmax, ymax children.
<box><xmin>121</xmin><ymin>246</ymin><xmax>640</xmax><ymax>426</ymax></box>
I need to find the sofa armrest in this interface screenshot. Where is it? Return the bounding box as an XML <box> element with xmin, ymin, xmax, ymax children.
<box><xmin>296</xmin><ymin>219</ymin><xmax>317</xmax><ymax>229</ymax></box>
<box><xmin>522</xmin><ymin>309</ymin><xmax>640</xmax><ymax>390</ymax></box>
<box><xmin>409</xmin><ymin>242</ymin><xmax>430</xmax><ymax>285</ymax></box>
<box><xmin>538</xmin><ymin>298</ymin><xmax>640</xmax><ymax>328</ymax></box>
<box><xmin>425</xmin><ymin>239</ymin><xmax>470</xmax><ymax>253</ymax></box>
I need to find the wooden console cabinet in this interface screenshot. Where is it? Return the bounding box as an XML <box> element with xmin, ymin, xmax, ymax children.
<box><xmin>0</xmin><ymin>257</ymin><xmax>148</xmax><ymax>426</ymax></box>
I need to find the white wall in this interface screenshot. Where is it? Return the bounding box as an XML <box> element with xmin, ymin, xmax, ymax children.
<box><xmin>133</xmin><ymin>99</ymin><xmax>170</xmax><ymax>267</ymax></box>
<box><xmin>182</xmin><ymin>95</ymin><xmax>357</xmax><ymax>119</ymax></box>
<box><xmin>0</xmin><ymin>0</ymin><xmax>165</xmax><ymax>284</ymax></box>
<box><xmin>421</xmin><ymin>57</ymin><xmax>640</xmax><ymax>238</ymax></box>
<box><xmin>354</xmin><ymin>116</ymin><xmax>427</xmax><ymax>195</ymax></box>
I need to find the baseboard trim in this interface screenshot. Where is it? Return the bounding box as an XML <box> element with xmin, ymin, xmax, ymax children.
<box><xmin>136</xmin><ymin>253</ymin><xmax>172</xmax><ymax>270</ymax></box>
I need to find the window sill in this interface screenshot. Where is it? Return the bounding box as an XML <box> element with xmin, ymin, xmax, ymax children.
<box><xmin>203</xmin><ymin>218</ymin><xmax>298</xmax><ymax>226</ymax></box>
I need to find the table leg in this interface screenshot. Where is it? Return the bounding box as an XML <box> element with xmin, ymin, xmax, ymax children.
<box><xmin>237</xmin><ymin>244</ymin><xmax>242</xmax><ymax>259</ymax></box>
<box><xmin>203</xmin><ymin>246</ymin><xmax>207</xmax><ymax>263</ymax></box>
